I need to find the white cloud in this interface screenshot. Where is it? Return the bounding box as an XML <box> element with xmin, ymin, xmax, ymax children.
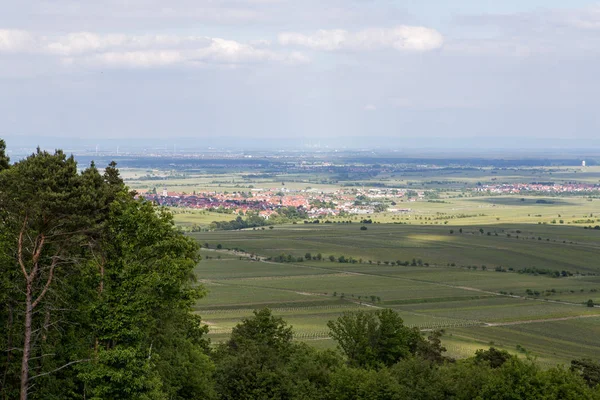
<box><xmin>45</xmin><ymin>32</ymin><xmax>212</xmax><ymax>55</ymax></box>
<box><xmin>196</xmin><ymin>38</ymin><xmax>274</xmax><ymax>63</ymax></box>
<box><xmin>0</xmin><ymin>24</ymin><xmax>443</xmax><ymax>70</ymax></box>
<box><xmin>0</xmin><ymin>29</ymin><xmax>37</xmax><ymax>53</ymax></box>
<box><xmin>278</xmin><ymin>26</ymin><xmax>444</xmax><ymax>52</ymax></box>
<box><xmin>82</xmin><ymin>50</ymin><xmax>185</xmax><ymax>68</ymax></box>
<box><xmin>194</xmin><ymin>39</ymin><xmax>309</xmax><ymax>66</ymax></box>
<box><xmin>364</xmin><ymin>104</ymin><xmax>377</xmax><ymax>111</ymax></box>
<box><xmin>0</xmin><ymin>29</ymin><xmax>309</xmax><ymax>68</ymax></box>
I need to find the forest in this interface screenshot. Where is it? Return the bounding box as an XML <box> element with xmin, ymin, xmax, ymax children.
<box><xmin>2</xmin><ymin>140</ymin><xmax>600</xmax><ymax>399</ymax></box>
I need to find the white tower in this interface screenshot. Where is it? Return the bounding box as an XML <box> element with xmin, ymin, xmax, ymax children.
<box><xmin>582</xmin><ymin>160</ymin><xmax>586</xmax><ymax>168</ymax></box>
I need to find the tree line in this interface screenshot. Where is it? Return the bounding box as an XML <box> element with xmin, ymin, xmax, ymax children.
<box><xmin>185</xmin><ymin>307</ymin><xmax>600</xmax><ymax>400</ymax></box>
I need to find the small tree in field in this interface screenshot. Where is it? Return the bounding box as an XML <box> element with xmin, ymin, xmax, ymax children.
<box><xmin>587</xmin><ymin>299</ymin><xmax>595</xmax><ymax>308</ymax></box>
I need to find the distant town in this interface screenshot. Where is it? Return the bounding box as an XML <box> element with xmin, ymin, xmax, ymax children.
<box><xmin>140</xmin><ymin>181</ymin><xmax>600</xmax><ymax>219</ymax></box>
<box><xmin>140</xmin><ymin>186</ymin><xmax>417</xmax><ymax>218</ymax></box>
<box><xmin>473</xmin><ymin>182</ymin><xmax>600</xmax><ymax>195</ymax></box>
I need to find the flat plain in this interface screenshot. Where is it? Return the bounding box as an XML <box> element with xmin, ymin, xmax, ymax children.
<box><xmin>121</xmin><ymin>162</ymin><xmax>600</xmax><ymax>366</ymax></box>
<box><xmin>191</xmin><ymin>216</ymin><xmax>600</xmax><ymax>365</ymax></box>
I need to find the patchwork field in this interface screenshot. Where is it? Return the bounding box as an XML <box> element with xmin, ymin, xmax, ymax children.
<box><xmin>193</xmin><ymin>221</ymin><xmax>600</xmax><ymax>273</ymax></box>
<box><xmin>191</xmin><ymin>220</ymin><xmax>600</xmax><ymax>366</ymax></box>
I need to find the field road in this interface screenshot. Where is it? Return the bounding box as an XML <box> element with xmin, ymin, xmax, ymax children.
<box><xmin>201</xmin><ymin>248</ymin><xmax>600</xmax><ymax>329</ymax></box>
<box><xmin>484</xmin><ymin>313</ymin><xmax>600</xmax><ymax>327</ymax></box>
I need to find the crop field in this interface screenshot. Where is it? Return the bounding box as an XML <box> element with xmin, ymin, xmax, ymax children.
<box><xmin>170</xmin><ymin>209</ymin><xmax>236</xmax><ymax>227</ymax></box>
<box><xmin>191</xmin><ymin>217</ymin><xmax>600</xmax><ymax>366</ymax></box>
<box><xmin>193</xmin><ymin>222</ymin><xmax>600</xmax><ymax>273</ymax></box>
<box><xmin>150</xmin><ymin>162</ymin><xmax>600</xmax><ymax>366</ymax></box>
<box><xmin>448</xmin><ymin>317</ymin><xmax>600</xmax><ymax>365</ymax></box>
<box><xmin>395</xmin><ymin>297</ymin><xmax>600</xmax><ymax>323</ymax></box>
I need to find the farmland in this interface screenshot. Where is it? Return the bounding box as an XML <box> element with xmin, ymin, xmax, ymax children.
<box><xmin>116</xmin><ymin>155</ymin><xmax>600</xmax><ymax>366</ymax></box>
<box><xmin>191</xmin><ymin>219</ymin><xmax>600</xmax><ymax>365</ymax></box>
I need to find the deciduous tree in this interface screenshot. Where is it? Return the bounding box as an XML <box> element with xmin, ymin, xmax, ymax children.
<box><xmin>327</xmin><ymin>309</ymin><xmax>423</xmax><ymax>368</ymax></box>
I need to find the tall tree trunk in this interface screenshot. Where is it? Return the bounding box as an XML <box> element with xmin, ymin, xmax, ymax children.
<box><xmin>18</xmin><ymin>227</ymin><xmax>54</xmax><ymax>400</ymax></box>
<box><xmin>20</xmin><ymin>282</ymin><xmax>33</xmax><ymax>400</ymax></box>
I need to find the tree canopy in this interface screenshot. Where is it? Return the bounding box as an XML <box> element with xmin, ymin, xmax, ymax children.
<box><xmin>0</xmin><ymin>144</ymin><xmax>208</xmax><ymax>400</ymax></box>
<box><xmin>327</xmin><ymin>309</ymin><xmax>427</xmax><ymax>368</ymax></box>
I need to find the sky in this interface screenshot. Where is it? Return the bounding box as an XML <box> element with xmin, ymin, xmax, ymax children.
<box><xmin>1</xmin><ymin>1</ymin><xmax>600</xmax><ymax>148</ymax></box>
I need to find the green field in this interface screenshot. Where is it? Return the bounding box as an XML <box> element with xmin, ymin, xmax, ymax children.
<box><xmin>190</xmin><ymin>219</ymin><xmax>600</xmax><ymax>366</ymax></box>
<box><xmin>193</xmin><ymin>222</ymin><xmax>600</xmax><ymax>273</ymax></box>
<box><xmin>136</xmin><ymin>162</ymin><xmax>600</xmax><ymax>366</ymax></box>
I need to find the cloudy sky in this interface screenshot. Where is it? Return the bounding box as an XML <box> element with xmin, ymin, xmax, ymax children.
<box><xmin>1</xmin><ymin>1</ymin><xmax>600</xmax><ymax>147</ymax></box>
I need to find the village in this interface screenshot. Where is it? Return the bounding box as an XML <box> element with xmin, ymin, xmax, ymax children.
<box><xmin>140</xmin><ymin>186</ymin><xmax>417</xmax><ymax>218</ymax></box>
<box><xmin>139</xmin><ymin>180</ymin><xmax>600</xmax><ymax>220</ymax></box>
<box><xmin>472</xmin><ymin>182</ymin><xmax>600</xmax><ymax>195</ymax></box>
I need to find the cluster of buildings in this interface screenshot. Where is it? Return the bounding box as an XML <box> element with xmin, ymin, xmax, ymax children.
<box><xmin>472</xmin><ymin>182</ymin><xmax>600</xmax><ymax>195</ymax></box>
<box><xmin>140</xmin><ymin>187</ymin><xmax>421</xmax><ymax>218</ymax></box>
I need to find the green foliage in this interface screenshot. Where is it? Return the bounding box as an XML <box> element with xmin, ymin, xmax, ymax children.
<box><xmin>81</xmin><ymin>197</ymin><xmax>209</xmax><ymax>399</ymax></box>
<box><xmin>476</xmin><ymin>357</ymin><xmax>594</xmax><ymax>400</ymax></box>
<box><xmin>0</xmin><ymin>143</ymin><xmax>210</xmax><ymax>399</ymax></box>
<box><xmin>227</xmin><ymin>308</ymin><xmax>293</xmax><ymax>353</ymax></box>
<box><xmin>326</xmin><ymin>367</ymin><xmax>403</xmax><ymax>400</ymax></box>
<box><xmin>276</xmin><ymin>206</ymin><xmax>308</xmax><ymax>220</ymax></box>
<box><xmin>416</xmin><ymin>330</ymin><xmax>451</xmax><ymax>364</ymax></box>
<box><xmin>214</xmin><ymin>309</ymin><xmax>296</xmax><ymax>400</ymax></box>
<box><xmin>210</xmin><ymin>213</ymin><xmax>269</xmax><ymax>230</ymax></box>
<box><xmin>571</xmin><ymin>359</ymin><xmax>600</xmax><ymax>388</ymax></box>
<box><xmin>0</xmin><ymin>148</ymin><xmax>121</xmax><ymax>399</ymax></box>
<box><xmin>475</xmin><ymin>347</ymin><xmax>512</xmax><ymax>369</ymax></box>
<box><xmin>388</xmin><ymin>357</ymin><xmax>445</xmax><ymax>400</ymax></box>
<box><xmin>0</xmin><ymin>138</ymin><xmax>9</xmax><ymax>171</ymax></box>
<box><xmin>327</xmin><ymin>309</ymin><xmax>424</xmax><ymax>368</ymax></box>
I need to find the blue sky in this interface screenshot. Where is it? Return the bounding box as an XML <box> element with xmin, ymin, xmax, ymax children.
<box><xmin>1</xmin><ymin>1</ymin><xmax>600</xmax><ymax>147</ymax></box>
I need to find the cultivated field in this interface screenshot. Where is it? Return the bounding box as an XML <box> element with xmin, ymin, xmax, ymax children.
<box><xmin>191</xmin><ymin>220</ymin><xmax>600</xmax><ymax>365</ymax></box>
<box><xmin>130</xmin><ymin>160</ymin><xmax>600</xmax><ymax>366</ymax></box>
